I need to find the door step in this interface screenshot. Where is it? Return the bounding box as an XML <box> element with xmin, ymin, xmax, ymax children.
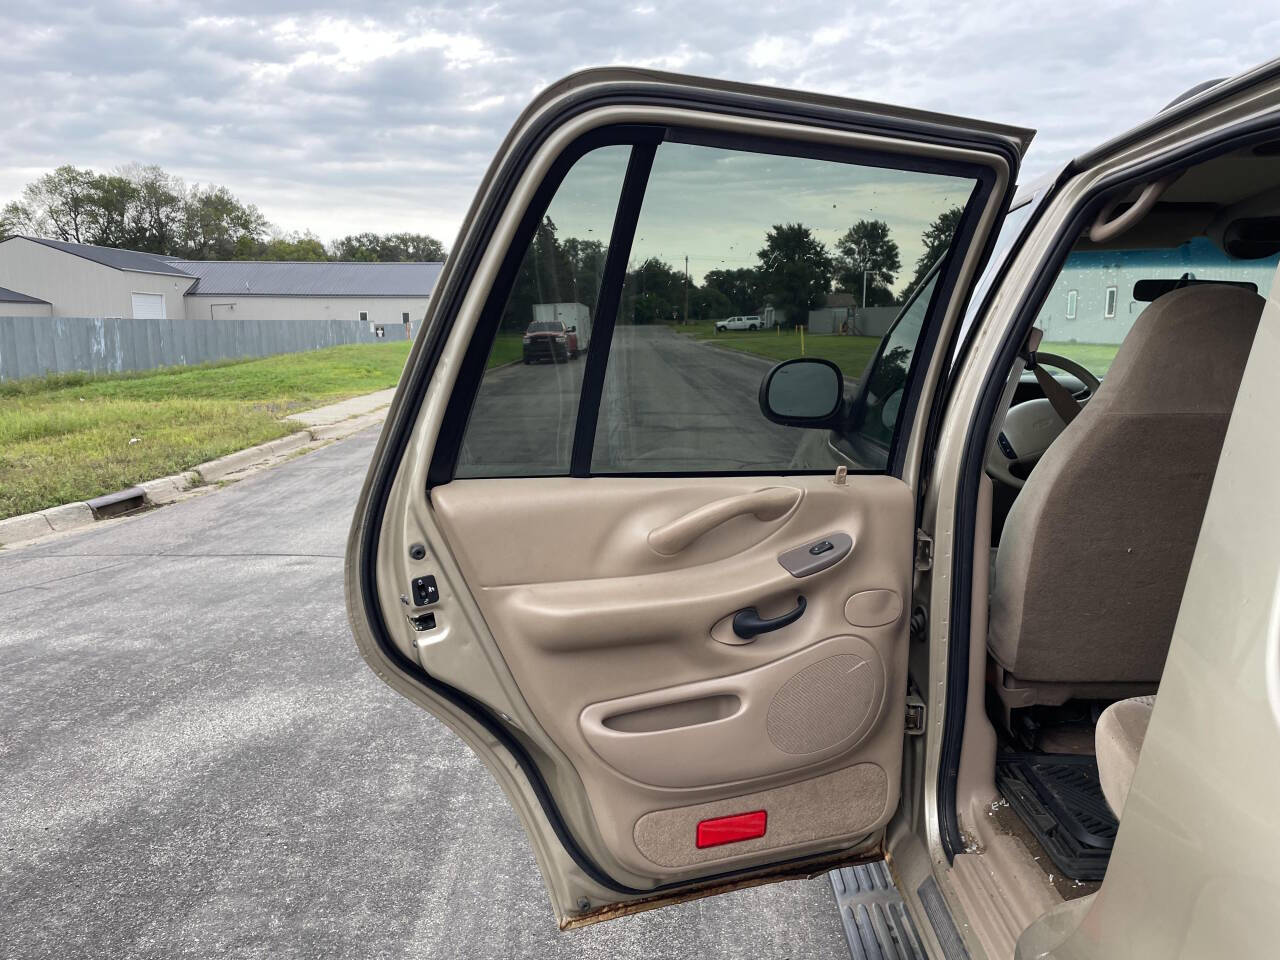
<box><xmin>829</xmin><ymin>861</ymin><xmax>928</xmax><ymax>960</ymax></box>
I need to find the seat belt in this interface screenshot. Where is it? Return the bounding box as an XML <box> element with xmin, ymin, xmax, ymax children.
<box><xmin>1020</xmin><ymin>328</ymin><xmax>1080</xmax><ymax>425</ymax></box>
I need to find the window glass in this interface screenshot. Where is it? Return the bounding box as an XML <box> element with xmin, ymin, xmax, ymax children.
<box><xmin>842</xmin><ymin>270</ymin><xmax>939</xmax><ymax>458</ymax></box>
<box><xmin>590</xmin><ymin>140</ymin><xmax>976</xmax><ymax>473</ymax></box>
<box><xmin>456</xmin><ymin>145</ymin><xmax>630</xmax><ymax>477</ymax></box>
<box><xmin>1034</xmin><ymin>237</ymin><xmax>1280</xmax><ymax>377</ymax></box>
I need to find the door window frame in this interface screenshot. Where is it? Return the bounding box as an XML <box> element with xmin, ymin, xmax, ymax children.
<box><xmin>428</xmin><ymin>123</ymin><xmax>1000</xmax><ymax>486</ymax></box>
<box><xmin>932</xmin><ymin>115</ymin><xmax>1280</xmax><ymax>866</ymax></box>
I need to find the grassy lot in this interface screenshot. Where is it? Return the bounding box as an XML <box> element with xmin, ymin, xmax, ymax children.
<box><xmin>1039</xmin><ymin>341</ymin><xmax>1121</xmax><ymax>377</ymax></box>
<box><xmin>488</xmin><ymin>333</ymin><xmax>523</xmax><ymax>367</ymax></box>
<box><xmin>2</xmin><ymin>334</ymin><xmax>528</xmax><ymax>521</ymax></box>
<box><xmin>677</xmin><ymin>321</ymin><xmax>880</xmax><ymax>380</ymax></box>
<box><xmin>677</xmin><ymin>322</ymin><xmax>1122</xmax><ymax>380</ymax></box>
<box><xmin>1</xmin><ymin>342</ymin><xmax>420</xmax><ymax>521</ymax></box>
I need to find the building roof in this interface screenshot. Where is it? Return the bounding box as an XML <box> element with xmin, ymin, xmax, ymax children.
<box><xmin>172</xmin><ymin>259</ymin><xmax>443</xmax><ymax>297</ymax></box>
<box><xmin>2</xmin><ymin>235</ymin><xmax>443</xmax><ymax>297</ymax></box>
<box><xmin>0</xmin><ymin>285</ymin><xmax>49</xmax><ymax>304</ymax></box>
<box><xmin>18</xmin><ymin>236</ymin><xmax>194</xmax><ymax>277</ymax></box>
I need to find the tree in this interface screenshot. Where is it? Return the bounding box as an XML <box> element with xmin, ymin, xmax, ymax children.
<box><xmin>86</xmin><ymin>173</ymin><xmax>139</xmax><ymax>248</ymax></box>
<box><xmin>13</xmin><ymin>165</ymin><xmax>100</xmax><ymax>242</ymax></box>
<box><xmin>258</xmin><ymin>230</ymin><xmax>329</xmax><ymax>261</ymax></box>
<box><xmin>756</xmin><ymin>223</ymin><xmax>833</xmax><ymax>327</ymax></box>
<box><xmin>330</xmin><ymin>231</ymin><xmax>447</xmax><ymax>262</ymax></box>
<box><xmin>179</xmin><ymin>184</ymin><xmax>269</xmax><ymax>260</ymax></box>
<box><xmin>702</xmin><ymin>267</ymin><xmax>765</xmax><ymax>317</ymax></box>
<box><xmin>835</xmin><ymin>219</ymin><xmax>900</xmax><ymax>307</ymax></box>
<box><xmin>3</xmin><ymin>163</ymin><xmax>454</xmax><ymax>264</ymax></box>
<box><xmin>122</xmin><ymin>164</ymin><xmax>185</xmax><ymax>254</ymax></box>
<box><xmin>621</xmin><ymin>257</ymin><xmax>686</xmax><ymax>324</ymax></box>
<box><xmin>561</xmin><ymin>236</ymin><xmax>607</xmax><ymax>311</ymax></box>
<box><xmin>906</xmin><ymin>205</ymin><xmax>965</xmax><ymax>294</ymax></box>
<box><xmin>502</xmin><ymin>217</ymin><xmax>576</xmax><ymax>331</ymax></box>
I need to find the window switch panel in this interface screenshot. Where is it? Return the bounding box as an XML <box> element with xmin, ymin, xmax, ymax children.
<box><xmin>411</xmin><ymin>575</ymin><xmax>439</xmax><ymax>606</ymax></box>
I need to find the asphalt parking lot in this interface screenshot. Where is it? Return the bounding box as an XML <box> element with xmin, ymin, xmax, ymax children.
<box><xmin>461</xmin><ymin>326</ymin><xmax>815</xmax><ymax>474</ymax></box>
<box><xmin>1</xmin><ymin>418</ymin><xmax>850</xmax><ymax>959</ymax></box>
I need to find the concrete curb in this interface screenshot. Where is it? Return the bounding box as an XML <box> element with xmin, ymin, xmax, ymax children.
<box><xmin>2</xmin><ymin>397</ymin><xmax>392</xmax><ymax>548</ymax></box>
<box><xmin>194</xmin><ymin>429</ymin><xmax>314</xmax><ymax>484</ymax></box>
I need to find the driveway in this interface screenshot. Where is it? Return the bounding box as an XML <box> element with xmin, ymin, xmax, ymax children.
<box><xmin>1</xmin><ymin>423</ymin><xmax>850</xmax><ymax>958</ymax></box>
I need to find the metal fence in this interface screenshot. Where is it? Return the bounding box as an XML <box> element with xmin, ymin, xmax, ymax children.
<box><xmin>0</xmin><ymin>314</ymin><xmax>412</xmax><ymax>382</ymax></box>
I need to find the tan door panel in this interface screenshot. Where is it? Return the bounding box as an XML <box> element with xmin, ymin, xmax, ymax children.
<box><xmin>431</xmin><ymin>473</ymin><xmax>912</xmax><ymax>879</ymax></box>
<box><xmin>346</xmin><ymin>68</ymin><xmax>1030</xmax><ymax>925</ymax></box>
<box><xmin>579</xmin><ymin>634</ymin><xmax>886</xmax><ymax>788</ymax></box>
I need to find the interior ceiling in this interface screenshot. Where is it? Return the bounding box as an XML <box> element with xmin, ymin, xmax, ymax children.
<box><xmin>1160</xmin><ymin>145</ymin><xmax>1280</xmax><ymax>205</ymax></box>
<box><xmin>1075</xmin><ymin>142</ymin><xmax>1280</xmax><ymax>252</ymax></box>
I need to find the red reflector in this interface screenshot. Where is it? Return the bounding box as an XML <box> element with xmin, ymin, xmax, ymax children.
<box><xmin>696</xmin><ymin>810</ymin><xmax>767</xmax><ymax>848</ymax></box>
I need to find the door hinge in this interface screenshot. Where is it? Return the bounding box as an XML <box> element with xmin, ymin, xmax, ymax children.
<box><xmin>914</xmin><ymin>529</ymin><xmax>933</xmax><ymax>571</ymax></box>
<box><xmin>905</xmin><ymin>694</ymin><xmax>927</xmax><ymax>735</ymax></box>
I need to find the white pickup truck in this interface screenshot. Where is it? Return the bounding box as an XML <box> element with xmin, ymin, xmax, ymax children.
<box><xmin>713</xmin><ymin>315</ymin><xmax>769</xmax><ymax>332</ymax></box>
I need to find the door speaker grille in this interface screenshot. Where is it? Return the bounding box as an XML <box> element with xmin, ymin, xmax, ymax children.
<box><xmin>767</xmin><ymin>654</ymin><xmax>877</xmax><ymax>754</ymax></box>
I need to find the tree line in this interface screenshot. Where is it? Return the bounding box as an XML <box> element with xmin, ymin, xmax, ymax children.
<box><xmin>0</xmin><ymin>164</ymin><xmax>448</xmax><ymax>262</ymax></box>
<box><xmin>502</xmin><ymin>207</ymin><xmax>963</xmax><ymax>331</ymax></box>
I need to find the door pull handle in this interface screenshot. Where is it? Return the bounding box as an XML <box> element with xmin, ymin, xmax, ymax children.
<box><xmin>732</xmin><ymin>596</ymin><xmax>807</xmax><ymax>640</ymax></box>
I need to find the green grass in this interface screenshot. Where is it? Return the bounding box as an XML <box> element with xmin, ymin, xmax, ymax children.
<box><xmin>488</xmin><ymin>333</ymin><xmax>523</xmax><ymax>367</ymax></box>
<box><xmin>0</xmin><ymin>342</ymin><xmax>421</xmax><ymax>521</ymax></box>
<box><xmin>1039</xmin><ymin>341</ymin><xmax>1122</xmax><ymax>378</ymax></box>
<box><xmin>680</xmin><ymin>322</ymin><xmax>1122</xmax><ymax>380</ymax></box>
<box><xmin>676</xmin><ymin>321</ymin><xmax>880</xmax><ymax>380</ymax></box>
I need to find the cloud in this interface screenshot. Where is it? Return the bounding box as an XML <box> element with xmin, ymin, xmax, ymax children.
<box><xmin>2</xmin><ymin>0</ymin><xmax>1278</xmax><ymax>247</ymax></box>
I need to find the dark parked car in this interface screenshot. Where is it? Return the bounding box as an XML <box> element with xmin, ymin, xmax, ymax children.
<box><xmin>522</xmin><ymin>319</ymin><xmax>580</xmax><ymax>363</ymax></box>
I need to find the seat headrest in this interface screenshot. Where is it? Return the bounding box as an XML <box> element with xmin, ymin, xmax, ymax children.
<box><xmin>1091</xmin><ymin>284</ymin><xmax>1264</xmax><ymax>416</ymax></box>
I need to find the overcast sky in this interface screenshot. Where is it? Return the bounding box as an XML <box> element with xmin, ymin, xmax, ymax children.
<box><xmin>3</xmin><ymin>1</ymin><xmax>1278</xmax><ymax>249</ymax></box>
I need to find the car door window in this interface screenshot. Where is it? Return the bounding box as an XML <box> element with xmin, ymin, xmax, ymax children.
<box><xmin>591</xmin><ymin>139</ymin><xmax>976</xmax><ymax>473</ymax></box>
<box><xmin>452</xmin><ymin>131</ymin><xmax>984</xmax><ymax>480</ymax></box>
<box><xmin>456</xmin><ymin>144</ymin><xmax>630</xmax><ymax>478</ymax></box>
<box><xmin>1034</xmin><ymin>236</ymin><xmax>1280</xmax><ymax>377</ymax></box>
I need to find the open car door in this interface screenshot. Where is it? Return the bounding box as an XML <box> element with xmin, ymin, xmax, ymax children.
<box><xmin>345</xmin><ymin>68</ymin><xmax>1030</xmax><ymax>928</ymax></box>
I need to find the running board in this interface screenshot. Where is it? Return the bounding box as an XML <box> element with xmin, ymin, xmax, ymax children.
<box><xmin>829</xmin><ymin>861</ymin><xmax>928</xmax><ymax>960</ymax></box>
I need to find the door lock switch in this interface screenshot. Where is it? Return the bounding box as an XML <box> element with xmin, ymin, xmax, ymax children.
<box><xmin>411</xmin><ymin>575</ymin><xmax>439</xmax><ymax>606</ymax></box>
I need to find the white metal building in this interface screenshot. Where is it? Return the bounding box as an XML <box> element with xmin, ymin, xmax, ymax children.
<box><xmin>0</xmin><ymin>236</ymin><xmax>441</xmax><ymax>327</ymax></box>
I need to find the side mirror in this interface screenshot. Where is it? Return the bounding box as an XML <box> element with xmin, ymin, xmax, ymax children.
<box><xmin>758</xmin><ymin>358</ymin><xmax>844</xmax><ymax>428</ymax></box>
<box><xmin>566</xmin><ymin>325</ymin><xmax>577</xmax><ymax>333</ymax></box>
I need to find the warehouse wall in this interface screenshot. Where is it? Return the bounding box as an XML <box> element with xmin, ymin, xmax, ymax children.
<box><xmin>183</xmin><ymin>295</ymin><xmax>430</xmax><ymax>327</ymax></box>
<box><xmin>0</xmin><ymin>238</ymin><xmax>192</xmax><ymax>320</ymax></box>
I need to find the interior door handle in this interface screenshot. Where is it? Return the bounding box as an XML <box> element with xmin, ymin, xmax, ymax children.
<box><xmin>733</xmin><ymin>596</ymin><xmax>807</xmax><ymax>640</ymax></box>
<box><xmin>648</xmin><ymin>487</ymin><xmax>800</xmax><ymax>556</ymax></box>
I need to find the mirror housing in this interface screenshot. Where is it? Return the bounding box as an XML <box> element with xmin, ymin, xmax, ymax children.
<box><xmin>758</xmin><ymin>358</ymin><xmax>844</xmax><ymax>429</ymax></box>
<box><xmin>566</xmin><ymin>324</ymin><xmax>577</xmax><ymax>333</ymax></box>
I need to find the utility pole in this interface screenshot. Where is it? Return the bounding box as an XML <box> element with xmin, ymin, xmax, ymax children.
<box><xmin>683</xmin><ymin>254</ymin><xmax>690</xmax><ymax>326</ymax></box>
<box><xmin>860</xmin><ymin>240</ymin><xmax>869</xmax><ymax>315</ymax></box>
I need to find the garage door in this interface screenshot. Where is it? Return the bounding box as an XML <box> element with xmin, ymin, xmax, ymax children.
<box><xmin>130</xmin><ymin>293</ymin><xmax>165</xmax><ymax>320</ymax></box>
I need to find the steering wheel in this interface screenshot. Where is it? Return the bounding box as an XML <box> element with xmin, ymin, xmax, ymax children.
<box><xmin>985</xmin><ymin>353</ymin><xmax>1102</xmax><ymax>490</ymax></box>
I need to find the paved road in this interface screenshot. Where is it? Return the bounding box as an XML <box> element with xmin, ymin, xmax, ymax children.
<box><xmin>460</xmin><ymin>326</ymin><xmax>819</xmax><ymax>475</ymax></box>
<box><xmin>1</xmin><ymin>426</ymin><xmax>850</xmax><ymax>959</ymax></box>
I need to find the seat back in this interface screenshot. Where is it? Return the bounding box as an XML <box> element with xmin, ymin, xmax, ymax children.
<box><xmin>989</xmin><ymin>284</ymin><xmax>1262</xmax><ymax>686</ymax></box>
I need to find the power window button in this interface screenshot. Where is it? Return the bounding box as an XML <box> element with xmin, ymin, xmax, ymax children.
<box><xmin>808</xmin><ymin>540</ymin><xmax>835</xmax><ymax>556</ymax></box>
<box><xmin>411</xmin><ymin>575</ymin><xmax>439</xmax><ymax>606</ymax></box>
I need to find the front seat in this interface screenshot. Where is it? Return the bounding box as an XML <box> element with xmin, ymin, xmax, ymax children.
<box><xmin>989</xmin><ymin>284</ymin><xmax>1263</xmax><ymax>708</ymax></box>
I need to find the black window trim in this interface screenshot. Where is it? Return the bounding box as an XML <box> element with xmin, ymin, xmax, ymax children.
<box><xmin>432</xmin><ymin>122</ymin><xmax>1000</xmax><ymax>485</ymax></box>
